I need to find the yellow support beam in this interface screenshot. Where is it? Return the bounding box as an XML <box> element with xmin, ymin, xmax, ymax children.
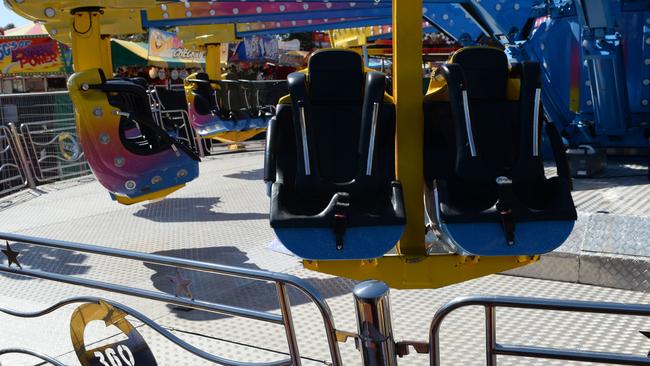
<box><xmin>304</xmin><ymin>256</ymin><xmax>538</xmax><ymax>290</ymax></box>
<box><xmin>205</xmin><ymin>44</ymin><xmax>221</xmax><ymax>81</ymax></box>
<box><xmin>99</xmin><ymin>35</ymin><xmax>114</xmax><ymax>75</ymax></box>
<box><xmin>393</xmin><ymin>0</ymin><xmax>425</xmax><ymax>255</ymax></box>
<box><xmin>71</xmin><ymin>10</ymin><xmax>111</xmax><ymax>73</ymax></box>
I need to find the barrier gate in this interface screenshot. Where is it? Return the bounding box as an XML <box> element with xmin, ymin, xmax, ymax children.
<box><xmin>1</xmin><ymin>232</ymin><xmax>650</xmax><ymax>365</ymax></box>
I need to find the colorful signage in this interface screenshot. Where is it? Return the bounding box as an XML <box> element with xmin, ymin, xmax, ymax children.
<box><xmin>148</xmin><ymin>28</ymin><xmax>205</xmax><ymax>62</ymax></box>
<box><xmin>0</xmin><ymin>37</ymin><xmax>68</xmax><ymax>75</ymax></box>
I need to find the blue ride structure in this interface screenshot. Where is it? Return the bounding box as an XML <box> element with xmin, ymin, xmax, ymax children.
<box><xmin>419</xmin><ymin>0</ymin><xmax>650</xmax><ymax>150</ymax></box>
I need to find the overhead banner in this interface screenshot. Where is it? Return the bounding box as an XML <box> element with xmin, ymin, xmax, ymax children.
<box><xmin>231</xmin><ymin>36</ymin><xmax>279</xmax><ymax>62</ymax></box>
<box><xmin>0</xmin><ymin>37</ymin><xmax>68</xmax><ymax>75</ymax></box>
<box><xmin>148</xmin><ymin>28</ymin><xmax>205</xmax><ymax>63</ymax></box>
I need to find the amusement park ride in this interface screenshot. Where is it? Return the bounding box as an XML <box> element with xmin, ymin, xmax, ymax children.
<box><xmin>4</xmin><ymin>0</ymin><xmax>647</xmax><ymax>287</ymax></box>
<box><xmin>1</xmin><ymin>0</ymin><xmax>650</xmax><ymax>364</ymax></box>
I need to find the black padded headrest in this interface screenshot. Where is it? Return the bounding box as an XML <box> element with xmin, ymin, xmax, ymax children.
<box><xmin>195</xmin><ymin>72</ymin><xmax>210</xmax><ymax>81</ymax></box>
<box><xmin>450</xmin><ymin>47</ymin><xmax>509</xmax><ymax>100</ymax></box>
<box><xmin>307</xmin><ymin>50</ymin><xmax>364</xmax><ymax>103</ymax></box>
<box><xmin>130</xmin><ymin>77</ymin><xmax>148</xmax><ymax>88</ymax></box>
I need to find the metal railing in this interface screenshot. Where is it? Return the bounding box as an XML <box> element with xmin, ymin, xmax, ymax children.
<box><xmin>18</xmin><ymin>118</ymin><xmax>91</xmax><ymax>183</ymax></box>
<box><xmin>429</xmin><ymin>295</ymin><xmax>650</xmax><ymax>365</ymax></box>
<box><xmin>0</xmin><ymin>126</ymin><xmax>27</xmax><ymax>196</ymax></box>
<box><xmin>0</xmin><ymin>91</ymin><xmax>74</xmax><ymax>126</ymax></box>
<box><xmin>0</xmin><ymin>232</ymin><xmax>343</xmax><ymax>366</ymax></box>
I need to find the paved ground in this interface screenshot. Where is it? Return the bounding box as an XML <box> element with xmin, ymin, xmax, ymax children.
<box><xmin>0</xmin><ymin>151</ymin><xmax>649</xmax><ymax>365</ymax></box>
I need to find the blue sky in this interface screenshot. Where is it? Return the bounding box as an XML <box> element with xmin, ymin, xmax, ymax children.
<box><xmin>1</xmin><ymin>2</ymin><xmax>31</xmax><ymax>28</ymax></box>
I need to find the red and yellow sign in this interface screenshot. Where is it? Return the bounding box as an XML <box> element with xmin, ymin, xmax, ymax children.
<box><xmin>0</xmin><ymin>36</ymin><xmax>67</xmax><ymax>75</ymax></box>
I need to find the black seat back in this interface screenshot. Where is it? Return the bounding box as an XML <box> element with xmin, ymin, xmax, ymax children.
<box><xmin>285</xmin><ymin>49</ymin><xmax>396</xmax><ymax>196</ymax></box>
<box><xmin>190</xmin><ymin>72</ymin><xmax>220</xmax><ymax>116</ymax></box>
<box><xmin>426</xmin><ymin>47</ymin><xmax>544</xmax><ymax>183</ymax></box>
<box><xmin>156</xmin><ymin>87</ymin><xmax>187</xmax><ymax>111</ymax></box>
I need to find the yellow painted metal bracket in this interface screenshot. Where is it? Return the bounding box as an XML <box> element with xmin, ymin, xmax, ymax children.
<box><xmin>176</xmin><ymin>25</ymin><xmax>239</xmax><ymax>48</ymax></box>
<box><xmin>304</xmin><ymin>255</ymin><xmax>538</xmax><ymax>290</ymax></box>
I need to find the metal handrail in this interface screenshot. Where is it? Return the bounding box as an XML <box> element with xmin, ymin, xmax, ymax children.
<box><xmin>0</xmin><ymin>232</ymin><xmax>343</xmax><ymax>366</ymax></box>
<box><xmin>429</xmin><ymin>295</ymin><xmax>650</xmax><ymax>366</ymax></box>
<box><xmin>0</xmin><ymin>348</ymin><xmax>66</xmax><ymax>366</ymax></box>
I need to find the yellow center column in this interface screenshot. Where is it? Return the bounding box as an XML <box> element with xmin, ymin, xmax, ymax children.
<box><xmin>205</xmin><ymin>43</ymin><xmax>221</xmax><ymax>81</ymax></box>
<box><xmin>392</xmin><ymin>0</ymin><xmax>425</xmax><ymax>256</ymax></box>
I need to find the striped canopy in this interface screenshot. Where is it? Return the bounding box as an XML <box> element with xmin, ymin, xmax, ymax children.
<box><xmin>3</xmin><ymin>22</ymin><xmax>47</xmax><ymax>37</ymax></box>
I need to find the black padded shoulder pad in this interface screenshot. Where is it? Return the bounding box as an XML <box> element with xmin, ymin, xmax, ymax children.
<box><xmin>512</xmin><ymin>61</ymin><xmax>545</xmax><ymax>181</ymax></box>
<box><xmin>287</xmin><ymin>72</ymin><xmax>318</xmax><ymax>181</ymax></box>
<box><xmin>287</xmin><ymin>72</ymin><xmax>309</xmax><ymax>107</ymax></box>
<box><xmin>358</xmin><ymin>71</ymin><xmax>386</xmax><ymax>162</ymax></box>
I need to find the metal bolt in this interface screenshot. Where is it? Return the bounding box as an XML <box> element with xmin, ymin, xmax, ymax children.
<box><xmin>177</xmin><ymin>169</ymin><xmax>188</xmax><ymax>178</ymax></box>
<box><xmin>151</xmin><ymin>176</ymin><xmax>162</xmax><ymax>184</ymax></box>
<box><xmin>93</xmin><ymin>107</ymin><xmax>103</xmax><ymax>117</ymax></box>
<box><xmin>114</xmin><ymin>157</ymin><xmax>125</xmax><ymax>167</ymax></box>
<box><xmin>99</xmin><ymin>133</ymin><xmax>110</xmax><ymax>144</ymax></box>
<box><xmin>124</xmin><ymin>180</ymin><xmax>137</xmax><ymax>190</ymax></box>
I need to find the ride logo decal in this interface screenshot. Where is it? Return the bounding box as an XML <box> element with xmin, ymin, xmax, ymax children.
<box><xmin>70</xmin><ymin>301</ymin><xmax>158</xmax><ymax>366</ymax></box>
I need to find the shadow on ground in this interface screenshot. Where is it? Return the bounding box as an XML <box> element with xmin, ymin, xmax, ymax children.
<box><xmin>133</xmin><ymin>197</ymin><xmax>267</xmax><ymax>223</ymax></box>
<box><xmin>145</xmin><ymin>246</ymin><xmax>353</xmax><ymax>321</ymax></box>
<box><xmin>224</xmin><ymin>168</ymin><xmax>264</xmax><ymax>181</ymax></box>
<box><xmin>0</xmin><ymin>242</ymin><xmax>90</xmax><ymax>281</ymax></box>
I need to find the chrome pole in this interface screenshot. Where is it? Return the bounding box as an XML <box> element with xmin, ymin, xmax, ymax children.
<box><xmin>8</xmin><ymin>123</ymin><xmax>36</xmax><ymax>189</ymax></box>
<box><xmin>276</xmin><ymin>283</ymin><xmax>302</xmax><ymax>365</ymax></box>
<box><xmin>485</xmin><ymin>306</ymin><xmax>497</xmax><ymax>366</ymax></box>
<box><xmin>353</xmin><ymin>280</ymin><xmax>397</xmax><ymax>366</ymax></box>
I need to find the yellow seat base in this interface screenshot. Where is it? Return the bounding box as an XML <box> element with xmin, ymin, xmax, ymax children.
<box><xmin>114</xmin><ymin>184</ymin><xmax>185</xmax><ymax>205</ymax></box>
<box><xmin>303</xmin><ymin>254</ymin><xmax>538</xmax><ymax>289</ymax></box>
<box><xmin>205</xmin><ymin>128</ymin><xmax>266</xmax><ymax>143</ymax></box>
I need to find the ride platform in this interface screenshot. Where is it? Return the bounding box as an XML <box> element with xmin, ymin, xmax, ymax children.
<box><xmin>0</xmin><ymin>151</ymin><xmax>649</xmax><ymax>365</ymax></box>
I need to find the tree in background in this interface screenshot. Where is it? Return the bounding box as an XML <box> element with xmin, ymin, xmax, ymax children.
<box><xmin>0</xmin><ymin>23</ymin><xmax>16</xmax><ymax>35</ymax></box>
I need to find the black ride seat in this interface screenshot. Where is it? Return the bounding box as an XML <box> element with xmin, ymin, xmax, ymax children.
<box><xmin>424</xmin><ymin>47</ymin><xmax>576</xmax><ymax>256</ymax></box>
<box><xmin>265</xmin><ymin>49</ymin><xmax>405</xmax><ymax>260</ymax></box>
<box><xmin>216</xmin><ymin>80</ymin><xmax>255</xmax><ymax>121</ymax></box>
<box><xmin>69</xmin><ymin>68</ymin><xmax>200</xmax><ymax>205</ymax></box>
<box><xmin>189</xmin><ymin>72</ymin><xmax>223</xmax><ymax>118</ymax></box>
<box><xmin>95</xmin><ymin>71</ymin><xmax>199</xmax><ymax>161</ymax></box>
